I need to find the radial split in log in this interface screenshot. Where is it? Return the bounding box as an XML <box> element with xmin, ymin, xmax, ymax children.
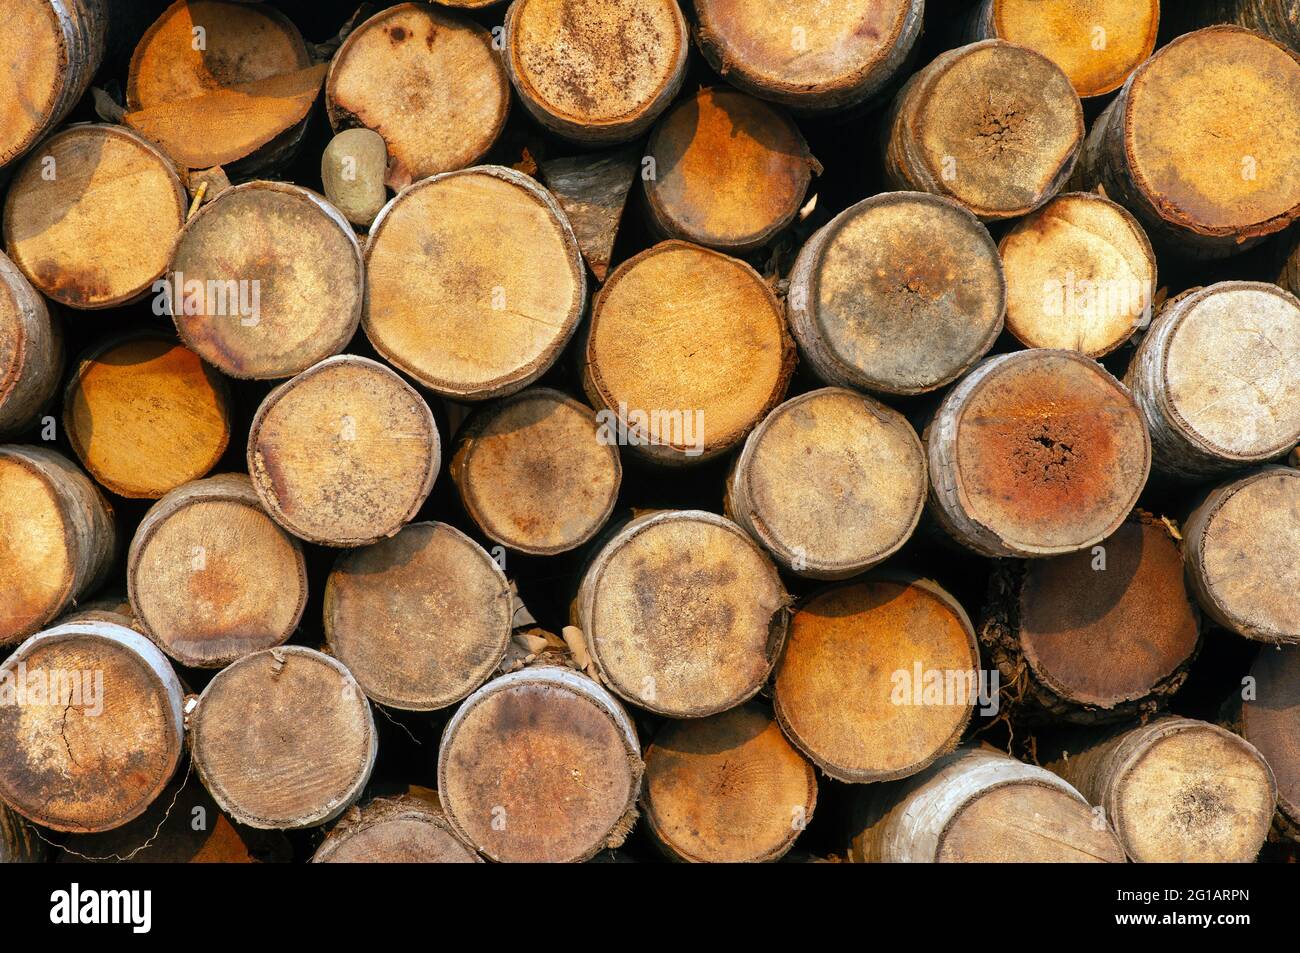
<box><xmin>538</xmin><ymin>148</ymin><xmax>639</xmax><ymax>282</ymax></box>
<box><xmin>1126</xmin><ymin>282</ymin><xmax>1300</xmax><ymax>480</ymax></box>
<box><xmin>980</xmin><ymin>513</ymin><xmax>1201</xmax><ymax>722</ymax></box>
<box><xmin>168</xmin><ymin>180</ymin><xmax>363</xmax><ymax>380</ymax></box>
<box><xmin>0</xmin><ymin>0</ymin><xmax>106</xmax><ymax>169</ymax></box>
<box><xmin>64</xmin><ymin>332</ymin><xmax>232</xmax><ymax>499</ymax></box>
<box><xmin>247</xmin><ymin>355</ymin><xmax>439</xmax><ymax>547</ymax></box>
<box><xmin>1074</xmin><ymin>27</ymin><xmax>1300</xmax><ymax>258</ymax></box>
<box><xmin>773</xmin><ymin>576</ymin><xmax>979</xmax><ymax>783</ymax></box>
<box><xmin>189</xmin><ymin>646</ymin><xmax>377</xmax><ymax>830</ymax></box>
<box><xmin>3</xmin><ymin>124</ymin><xmax>186</xmax><ymax>309</ymax></box>
<box><xmin>312</xmin><ymin>795</ymin><xmax>482</xmax><ymax>863</ymax></box>
<box><xmin>451</xmin><ymin>389</ymin><xmax>621</xmax><ymax>555</ymax></box>
<box><xmin>726</xmin><ymin>387</ymin><xmax>927</xmax><ymax>579</ymax></box>
<box><xmin>787</xmin><ymin>191</ymin><xmax>1004</xmax><ymax>395</ymax></box>
<box><xmin>364</xmin><ymin>166</ymin><xmax>586</xmax><ymax>401</ymax></box>
<box><xmin>326</xmin><ymin>3</ymin><xmax>508</xmax><ymax>182</ymax></box>
<box><xmin>964</xmin><ymin>0</ymin><xmax>1159</xmax><ymax>98</ymax></box>
<box><xmin>1047</xmin><ymin>717</ymin><xmax>1277</xmax><ymax>862</ymax></box>
<box><xmin>1000</xmin><ymin>192</ymin><xmax>1155</xmax><ymax>356</ymax></box>
<box><xmin>575</xmin><ymin>510</ymin><xmax>788</xmax><ymax>717</ymax></box>
<box><xmin>504</xmin><ymin>0</ymin><xmax>688</xmax><ymax>144</ymax></box>
<box><xmin>0</xmin><ymin>446</ymin><xmax>115</xmax><ymax>647</ymax></box>
<box><xmin>128</xmin><ymin>473</ymin><xmax>308</xmax><ymax>668</ymax></box>
<box><xmin>925</xmin><ymin>349</ymin><xmax>1150</xmax><ymax>558</ymax></box>
<box><xmin>644</xmin><ymin>87</ymin><xmax>815</xmax><ymax>252</ymax></box>
<box><xmin>126</xmin><ymin>0</ymin><xmax>325</xmax><ymax>174</ymax></box>
<box><xmin>1229</xmin><ymin>645</ymin><xmax>1300</xmax><ymax>838</ymax></box>
<box><xmin>849</xmin><ymin>745</ymin><xmax>1126</xmax><ymax>862</ymax></box>
<box><xmin>883</xmin><ymin>39</ymin><xmax>1083</xmax><ymax>221</ymax></box>
<box><xmin>643</xmin><ymin>703</ymin><xmax>816</xmax><ymax>863</ymax></box>
<box><xmin>692</xmin><ymin>0</ymin><xmax>923</xmax><ymax>112</ymax></box>
<box><xmin>437</xmin><ymin>667</ymin><xmax>642</xmax><ymax>863</ymax></box>
<box><xmin>324</xmin><ymin>521</ymin><xmax>513</xmax><ymax>710</ymax></box>
<box><xmin>0</xmin><ymin>251</ymin><xmax>62</xmax><ymax>438</ymax></box>
<box><xmin>584</xmin><ymin>241</ymin><xmax>794</xmax><ymax>464</ymax></box>
<box><xmin>1183</xmin><ymin>466</ymin><xmax>1300</xmax><ymax>644</ymax></box>
<box><xmin>0</xmin><ymin>621</ymin><xmax>184</xmax><ymax>833</ymax></box>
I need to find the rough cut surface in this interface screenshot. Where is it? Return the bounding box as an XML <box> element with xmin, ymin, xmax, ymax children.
<box><xmin>312</xmin><ymin>795</ymin><xmax>482</xmax><ymax>864</ymax></box>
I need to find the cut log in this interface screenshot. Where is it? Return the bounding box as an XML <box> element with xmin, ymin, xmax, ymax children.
<box><xmin>584</xmin><ymin>241</ymin><xmax>794</xmax><ymax>464</ymax></box>
<box><xmin>503</xmin><ymin>0</ymin><xmax>688</xmax><ymax>144</ymax></box>
<box><xmin>1226</xmin><ymin>645</ymin><xmax>1300</xmax><ymax>839</ymax></box>
<box><xmin>692</xmin><ymin>0</ymin><xmax>923</xmax><ymax>112</ymax></box>
<box><xmin>1074</xmin><ymin>26</ymin><xmax>1300</xmax><ymax>258</ymax></box>
<box><xmin>980</xmin><ymin>513</ymin><xmax>1201</xmax><ymax>723</ymax></box>
<box><xmin>451</xmin><ymin>389</ymin><xmax>621</xmax><ymax>556</ymax></box>
<box><xmin>1046</xmin><ymin>717</ymin><xmax>1277</xmax><ymax>862</ymax></box>
<box><xmin>0</xmin><ymin>621</ymin><xmax>184</xmax><ymax>833</ymax></box>
<box><xmin>538</xmin><ymin>148</ymin><xmax>641</xmax><ymax>281</ymax></box>
<box><xmin>323</xmin><ymin>521</ymin><xmax>513</xmax><ymax>710</ymax></box>
<box><xmin>64</xmin><ymin>332</ymin><xmax>232</xmax><ymax>499</ymax></box>
<box><xmin>963</xmin><ymin>0</ymin><xmax>1159</xmax><ymax>98</ymax></box>
<box><xmin>2</xmin><ymin>124</ymin><xmax>187</xmax><ymax>309</ymax></box>
<box><xmin>0</xmin><ymin>250</ymin><xmax>62</xmax><ymax>438</ymax></box>
<box><xmin>787</xmin><ymin>191</ymin><xmax>1004</xmax><ymax>395</ymax></box>
<box><xmin>1125</xmin><ymin>282</ymin><xmax>1300</xmax><ymax>480</ymax></box>
<box><xmin>642</xmin><ymin>703</ymin><xmax>816</xmax><ymax>863</ymax></box>
<box><xmin>326</xmin><ymin>3</ymin><xmax>508</xmax><ymax>182</ymax></box>
<box><xmin>0</xmin><ymin>446</ymin><xmax>115</xmax><ymax>647</ymax></box>
<box><xmin>725</xmin><ymin>387</ymin><xmax>927</xmax><ymax>579</ymax></box>
<box><xmin>773</xmin><ymin>575</ymin><xmax>979</xmax><ymax>783</ymax></box>
<box><xmin>59</xmin><ymin>595</ymin><xmax>136</xmax><ymax>631</ymax></box>
<box><xmin>168</xmin><ymin>180</ymin><xmax>363</xmax><ymax>380</ymax></box>
<box><xmin>126</xmin><ymin>0</ymin><xmax>324</xmax><ymax>174</ymax></box>
<box><xmin>0</xmin><ymin>0</ymin><xmax>107</xmax><ymax>168</ymax></box>
<box><xmin>925</xmin><ymin>349</ymin><xmax>1150</xmax><ymax>558</ymax></box>
<box><xmin>1183</xmin><ymin>466</ymin><xmax>1300</xmax><ymax>644</ymax></box>
<box><xmin>128</xmin><ymin>473</ymin><xmax>308</xmax><ymax>668</ymax></box>
<box><xmin>363</xmin><ymin>166</ymin><xmax>586</xmax><ymax>401</ymax></box>
<box><xmin>312</xmin><ymin>795</ymin><xmax>482</xmax><ymax>863</ymax></box>
<box><xmin>574</xmin><ymin>510</ymin><xmax>789</xmax><ymax>718</ymax></box>
<box><xmin>189</xmin><ymin>646</ymin><xmax>377</xmax><ymax>830</ymax></box>
<box><xmin>246</xmin><ymin>355</ymin><xmax>439</xmax><ymax>547</ymax></box>
<box><xmin>999</xmin><ymin>192</ymin><xmax>1156</xmax><ymax>357</ymax></box>
<box><xmin>848</xmin><ymin>745</ymin><xmax>1126</xmax><ymax>862</ymax></box>
<box><xmin>437</xmin><ymin>666</ymin><xmax>642</xmax><ymax>863</ymax></box>
<box><xmin>1</xmin><ymin>803</ymin><xmax>45</xmax><ymax>863</ymax></box>
<box><xmin>644</xmin><ymin>87</ymin><xmax>815</xmax><ymax>252</ymax></box>
<box><xmin>882</xmin><ymin>39</ymin><xmax>1083</xmax><ymax>221</ymax></box>
<box><xmin>1280</xmin><ymin>231</ymin><xmax>1300</xmax><ymax>298</ymax></box>
<box><xmin>1174</xmin><ymin>0</ymin><xmax>1300</xmax><ymax>53</ymax></box>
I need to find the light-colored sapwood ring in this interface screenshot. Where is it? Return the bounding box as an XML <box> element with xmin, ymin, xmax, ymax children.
<box><xmin>312</xmin><ymin>795</ymin><xmax>483</xmax><ymax>863</ymax></box>
<box><xmin>437</xmin><ymin>666</ymin><xmax>643</xmax><ymax>863</ymax></box>
<box><xmin>0</xmin><ymin>620</ymin><xmax>184</xmax><ymax>833</ymax></box>
<box><xmin>726</xmin><ymin>387</ymin><xmax>927</xmax><ymax>579</ymax></box>
<box><xmin>0</xmin><ymin>250</ymin><xmax>62</xmax><ymax>438</ymax></box>
<box><xmin>127</xmin><ymin>473</ymin><xmax>308</xmax><ymax>668</ymax></box>
<box><xmin>188</xmin><ymin>646</ymin><xmax>377</xmax><ymax>830</ymax></box>
<box><xmin>926</xmin><ymin>349</ymin><xmax>1151</xmax><ymax>558</ymax></box>
<box><xmin>246</xmin><ymin>355</ymin><xmax>439</xmax><ymax>547</ymax></box>
<box><xmin>363</xmin><ymin>166</ymin><xmax>586</xmax><ymax>401</ymax></box>
<box><xmin>323</xmin><ymin>521</ymin><xmax>513</xmax><ymax>711</ymax></box>
<box><xmin>787</xmin><ymin>190</ymin><xmax>1005</xmax><ymax>395</ymax></box>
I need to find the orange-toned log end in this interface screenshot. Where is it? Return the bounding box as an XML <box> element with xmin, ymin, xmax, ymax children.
<box><xmin>1236</xmin><ymin>645</ymin><xmax>1300</xmax><ymax>836</ymax></box>
<box><xmin>312</xmin><ymin>796</ymin><xmax>482</xmax><ymax>863</ymax></box>
<box><xmin>437</xmin><ymin>668</ymin><xmax>642</xmax><ymax>863</ymax></box>
<box><xmin>127</xmin><ymin>474</ymin><xmax>308</xmax><ymax>669</ymax></box>
<box><xmin>643</xmin><ymin>703</ymin><xmax>816</xmax><ymax>863</ymax></box>
<box><xmin>773</xmin><ymin>577</ymin><xmax>979</xmax><ymax>784</ymax></box>
<box><xmin>929</xmin><ymin>349</ymin><xmax>1150</xmax><ymax>558</ymax></box>
<box><xmin>323</xmin><ymin>522</ymin><xmax>513</xmax><ymax>711</ymax></box>
<box><xmin>0</xmin><ymin>622</ymin><xmax>184</xmax><ymax>834</ymax></box>
<box><xmin>645</xmin><ymin>87</ymin><xmax>813</xmax><ymax>252</ymax></box>
<box><xmin>326</xmin><ymin>4</ymin><xmax>509</xmax><ymax>181</ymax></box>
<box><xmin>189</xmin><ymin>647</ymin><xmax>377</xmax><ymax>830</ymax></box>
<box><xmin>2</xmin><ymin>124</ymin><xmax>186</xmax><ymax>310</ymax></box>
<box><xmin>169</xmin><ymin>181</ymin><xmax>363</xmax><ymax>381</ymax></box>
<box><xmin>64</xmin><ymin>333</ymin><xmax>231</xmax><ymax>500</ymax></box>
<box><xmin>247</xmin><ymin>356</ymin><xmax>439</xmax><ymax>547</ymax></box>
<box><xmin>584</xmin><ymin>241</ymin><xmax>794</xmax><ymax>464</ymax></box>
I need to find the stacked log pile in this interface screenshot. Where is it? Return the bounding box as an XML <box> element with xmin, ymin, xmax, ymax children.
<box><xmin>1</xmin><ymin>0</ymin><xmax>1298</xmax><ymax>865</ymax></box>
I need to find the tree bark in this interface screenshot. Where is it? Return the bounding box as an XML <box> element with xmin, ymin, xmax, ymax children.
<box><xmin>0</xmin><ymin>802</ymin><xmax>45</xmax><ymax>863</ymax></box>
<box><xmin>1222</xmin><ymin>644</ymin><xmax>1300</xmax><ymax>840</ymax></box>
<box><xmin>538</xmin><ymin>147</ymin><xmax>640</xmax><ymax>282</ymax></box>
<box><xmin>312</xmin><ymin>794</ymin><xmax>482</xmax><ymax>863</ymax></box>
<box><xmin>0</xmin><ymin>250</ymin><xmax>62</xmax><ymax>438</ymax></box>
